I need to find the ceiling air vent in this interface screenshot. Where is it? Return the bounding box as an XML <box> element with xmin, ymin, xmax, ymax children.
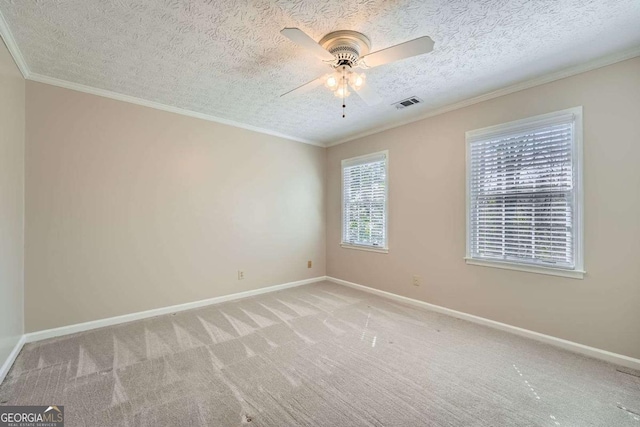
<box><xmin>393</xmin><ymin>96</ymin><xmax>423</xmax><ymax>110</ymax></box>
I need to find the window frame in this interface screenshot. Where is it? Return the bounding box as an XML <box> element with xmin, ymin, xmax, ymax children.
<box><xmin>341</xmin><ymin>150</ymin><xmax>389</xmax><ymax>254</ymax></box>
<box><xmin>465</xmin><ymin>107</ymin><xmax>584</xmax><ymax>279</ymax></box>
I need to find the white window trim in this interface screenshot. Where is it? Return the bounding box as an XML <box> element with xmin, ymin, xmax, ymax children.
<box><xmin>340</xmin><ymin>243</ymin><xmax>389</xmax><ymax>254</ymax></box>
<box><xmin>465</xmin><ymin>107</ymin><xmax>584</xmax><ymax>279</ymax></box>
<box><xmin>341</xmin><ymin>150</ymin><xmax>389</xmax><ymax>253</ymax></box>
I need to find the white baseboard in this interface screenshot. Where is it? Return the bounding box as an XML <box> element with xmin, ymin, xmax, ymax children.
<box><xmin>9</xmin><ymin>275</ymin><xmax>637</xmax><ymax>380</ymax></box>
<box><xmin>0</xmin><ymin>335</ymin><xmax>26</xmax><ymax>384</ymax></box>
<box><xmin>24</xmin><ymin>276</ymin><xmax>327</xmax><ymax>344</ymax></box>
<box><xmin>327</xmin><ymin>276</ymin><xmax>640</xmax><ymax>371</ymax></box>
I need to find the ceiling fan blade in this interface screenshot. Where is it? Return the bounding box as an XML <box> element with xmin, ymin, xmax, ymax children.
<box><xmin>360</xmin><ymin>36</ymin><xmax>434</xmax><ymax>68</ymax></box>
<box><xmin>280</xmin><ymin>28</ymin><xmax>335</xmax><ymax>61</ymax></box>
<box><xmin>350</xmin><ymin>83</ymin><xmax>382</xmax><ymax>106</ymax></box>
<box><xmin>280</xmin><ymin>75</ymin><xmax>325</xmax><ymax>98</ymax></box>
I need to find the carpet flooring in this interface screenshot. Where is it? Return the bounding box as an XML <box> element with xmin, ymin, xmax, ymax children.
<box><xmin>1</xmin><ymin>281</ymin><xmax>638</xmax><ymax>426</ymax></box>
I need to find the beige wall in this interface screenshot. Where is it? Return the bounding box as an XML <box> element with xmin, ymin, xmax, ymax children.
<box><xmin>0</xmin><ymin>39</ymin><xmax>25</xmax><ymax>363</ymax></box>
<box><xmin>20</xmin><ymin>55</ymin><xmax>640</xmax><ymax>360</ymax></box>
<box><xmin>327</xmin><ymin>57</ymin><xmax>640</xmax><ymax>359</ymax></box>
<box><xmin>25</xmin><ymin>82</ymin><xmax>326</xmax><ymax>332</ymax></box>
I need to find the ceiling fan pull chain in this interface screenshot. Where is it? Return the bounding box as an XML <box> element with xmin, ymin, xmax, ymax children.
<box><xmin>342</xmin><ymin>66</ymin><xmax>346</xmax><ymax>118</ymax></box>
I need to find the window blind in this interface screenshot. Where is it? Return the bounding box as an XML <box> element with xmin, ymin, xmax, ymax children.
<box><xmin>468</xmin><ymin>116</ymin><xmax>576</xmax><ymax>269</ymax></box>
<box><xmin>342</xmin><ymin>152</ymin><xmax>387</xmax><ymax>248</ymax></box>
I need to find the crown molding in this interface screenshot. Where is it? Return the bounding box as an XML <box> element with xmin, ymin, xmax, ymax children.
<box><xmin>326</xmin><ymin>45</ymin><xmax>640</xmax><ymax>147</ymax></box>
<box><xmin>27</xmin><ymin>73</ymin><xmax>324</xmax><ymax>147</ymax></box>
<box><xmin>0</xmin><ymin>9</ymin><xmax>29</xmax><ymax>78</ymax></box>
<box><xmin>0</xmin><ymin>8</ymin><xmax>322</xmax><ymax>147</ymax></box>
<box><xmin>3</xmin><ymin>3</ymin><xmax>638</xmax><ymax>149</ymax></box>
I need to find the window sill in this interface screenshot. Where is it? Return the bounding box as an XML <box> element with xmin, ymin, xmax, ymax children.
<box><xmin>341</xmin><ymin>243</ymin><xmax>389</xmax><ymax>254</ymax></box>
<box><xmin>464</xmin><ymin>258</ymin><xmax>585</xmax><ymax>279</ymax></box>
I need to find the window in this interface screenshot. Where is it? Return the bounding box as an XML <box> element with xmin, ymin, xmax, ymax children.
<box><xmin>465</xmin><ymin>107</ymin><xmax>584</xmax><ymax>278</ymax></box>
<box><xmin>341</xmin><ymin>151</ymin><xmax>388</xmax><ymax>253</ymax></box>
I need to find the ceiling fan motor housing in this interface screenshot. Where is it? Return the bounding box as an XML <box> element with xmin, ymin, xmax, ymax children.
<box><xmin>319</xmin><ymin>30</ymin><xmax>371</xmax><ymax>68</ymax></box>
<box><xmin>330</xmin><ymin>45</ymin><xmax>360</xmax><ymax>66</ymax></box>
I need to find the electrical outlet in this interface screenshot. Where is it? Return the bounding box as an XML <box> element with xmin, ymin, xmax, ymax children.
<box><xmin>307</xmin><ymin>260</ymin><xmax>312</xmax><ymax>268</ymax></box>
<box><xmin>412</xmin><ymin>275</ymin><xmax>421</xmax><ymax>287</ymax></box>
<box><xmin>238</xmin><ymin>270</ymin><xmax>245</xmax><ymax>280</ymax></box>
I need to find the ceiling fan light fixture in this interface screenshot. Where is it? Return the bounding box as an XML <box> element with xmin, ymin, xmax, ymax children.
<box><xmin>334</xmin><ymin>86</ymin><xmax>350</xmax><ymax>98</ymax></box>
<box><xmin>325</xmin><ymin>73</ymin><xmax>339</xmax><ymax>90</ymax></box>
<box><xmin>349</xmin><ymin>72</ymin><xmax>366</xmax><ymax>90</ymax></box>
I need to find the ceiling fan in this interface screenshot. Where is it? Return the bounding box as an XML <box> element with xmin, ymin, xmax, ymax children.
<box><xmin>280</xmin><ymin>28</ymin><xmax>434</xmax><ymax>117</ymax></box>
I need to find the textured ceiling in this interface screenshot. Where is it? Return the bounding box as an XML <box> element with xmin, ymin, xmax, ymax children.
<box><xmin>1</xmin><ymin>0</ymin><xmax>640</xmax><ymax>146</ymax></box>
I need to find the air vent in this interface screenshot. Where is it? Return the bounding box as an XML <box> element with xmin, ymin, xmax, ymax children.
<box><xmin>393</xmin><ymin>97</ymin><xmax>423</xmax><ymax>110</ymax></box>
